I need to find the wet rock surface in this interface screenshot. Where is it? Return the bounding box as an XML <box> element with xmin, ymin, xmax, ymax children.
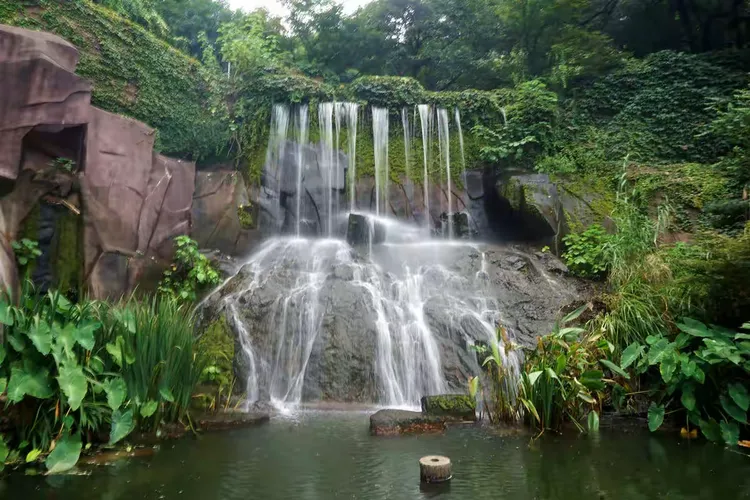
<box><xmin>369</xmin><ymin>409</ymin><xmax>450</xmax><ymax>436</ymax></box>
<box><xmin>421</xmin><ymin>394</ymin><xmax>476</xmax><ymax>421</ymax></box>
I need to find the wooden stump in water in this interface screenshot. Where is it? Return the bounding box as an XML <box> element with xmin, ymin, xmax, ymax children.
<box><xmin>419</xmin><ymin>455</ymin><xmax>452</xmax><ymax>483</ymax></box>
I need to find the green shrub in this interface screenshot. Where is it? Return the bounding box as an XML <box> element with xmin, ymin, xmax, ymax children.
<box><xmin>158</xmin><ymin>236</ymin><xmax>220</xmax><ymax>302</ymax></box>
<box><xmin>562</xmin><ymin>224</ymin><xmax>610</xmax><ymax>278</ymax></box>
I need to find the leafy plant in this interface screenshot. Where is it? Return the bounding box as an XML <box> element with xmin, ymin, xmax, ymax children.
<box><xmin>158</xmin><ymin>236</ymin><xmax>220</xmax><ymax>302</ymax></box>
<box><xmin>519</xmin><ymin>305</ymin><xmax>615</xmax><ymax>433</ymax></box>
<box><xmin>11</xmin><ymin>238</ymin><xmax>41</xmax><ymax>269</ymax></box>
<box><xmin>562</xmin><ymin>224</ymin><xmax>610</xmax><ymax>278</ymax></box>
<box><xmin>615</xmin><ymin>318</ymin><xmax>749</xmax><ymax>447</ymax></box>
<box><xmin>471</xmin><ymin>327</ymin><xmax>521</xmax><ymax>424</ymax></box>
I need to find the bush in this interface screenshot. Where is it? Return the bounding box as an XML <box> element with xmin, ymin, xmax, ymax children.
<box><xmin>562</xmin><ymin>224</ymin><xmax>610</xmax><ymax>278</ymax></box>
<box><xmin>158</xmin><ymin>236</ymin><xmax>220</xmax><ymax>302</ymax></box>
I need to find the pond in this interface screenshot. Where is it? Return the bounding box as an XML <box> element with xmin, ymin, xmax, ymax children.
<box><xmin>2</xmin><ymin>410</ymin><xmax>748</xmax><ymax>499</ymax></box>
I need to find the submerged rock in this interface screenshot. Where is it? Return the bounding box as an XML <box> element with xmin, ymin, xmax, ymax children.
<box><xmin>421</xmin><ymin>394</ymin><xmax>476</xmax><ymax>421</ymax></box>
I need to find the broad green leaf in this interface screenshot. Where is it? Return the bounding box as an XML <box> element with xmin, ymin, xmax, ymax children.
<box><xmin>0</xmin><ymin>437</ymin><xmax>7</xmax><ymax>471</ymax></box>
<box><xmin>620</xmin><ymin>342</ymin><xmax>644</xmax><ymax>369</ymax></box>
<box><xmin>659</xmin><ymin>354</ymin><xmax>677</xmax><ymax>383</ymax></box>
<box><xmin>25</xmin><ymin>449</ymin><xmax>42</xmax><ymax>463</ymax></box>
<box><xmin>735</xmin><ymin>333</ymin><xmax>750</xmax><ymax>340</ymax></box>
<box><xmin>109</xmin><ymin>409</ymin><xmax>135</xmax><ymax>445</ymax></box>
<box><xmin>692</xmin><ymin>365</ymin><xmax>706</xmax><ymax>384</ymax></box>
<box><xmin>0</xmin><ymin>344</ymin><xmax>5</xmax><ymax>366</ymax></box>
<box><xmin>468</xmin><ymin>376</ymin><xmax>479</xmax><ymax>398</ymax></box>
<box><xmin>728</xmin><ymin>383</ymin><xmax>749</xmax><ymax>411</ymax></box>
<box><xmin>681</xmin><ymin>384</ymin><xmax>696</xmax><ymax>412</ymax></box>
<box><xmin>0</xmin><ymin>302</ymin><xmax>13</xmax><ymax>326</ymax></box>
<box><xmin>720</xmin><ymin>395</ymin><xmax>747</xmax><ymax>424</ymax></box>
<box><xmin>88</xmin><ymin>355</ymin><xmax>104</xmax><ymax>375</ymax></box>
<box><xmin>528</xmin><ymin>370</ymin><xmax>543</xmax><ymax>386</ymax></box>
<box><xmin>600</xmin><ymin>359</ymin><xmax>630</xmax><ymax>379</ymax></box>
<box><xmin>648</xmin><ymin>338</ymin><xmax>671</xmax><ymax>365</ymax></box>
<box><xmin>647</xmin><ymin>402</ymin><xmax>665</xmax><ymax>432</ymax></box>
<box><xmin>720</xmin><ymin>421</ymin><xmax>740</xmax><ymax>446</ymax></box>
<box><xmin>106</xmin><ymin>336</ymin><xmax>125</xmax><ymax>367</ymax></box>
<box><xmin>580</xmin><ymin>370</ymin><xmax>605</xmax><ymax>391</ymax></box>
<box><xmin>56</xmin><ymin>324</ymin><xmax>77</xmax><ymax>358</ymax></box>
<box><xmin>562</xmin><ymin>304</ymin><xmax>588</xmax><ymax>324</ymax></box>
<box><xmin>159</xmin><ymin>385</ymin><xmax>174</xmax><ymax>403</ymax></box>
<box><xmin>587</xmin><ymin>410</ymin><xmax>599</xmax><ymax>432</ymax></box>
<box><xmin>0</xmin><ymin>377</ymin><xmax>6</xmax><ymax>394</ymax></box>
<box><xmin>676</xmin><ymin>317</ymin><xmax>713</xmax><ymax>338</ymax></box>
<box><xmin>73</xmin><ymin>321</ymin><xmax>99</xmax><ymax>350</ymax></box>
<box><xmin>7</xmin><ymin>365</ymin><xmax>53</xmax><ymax>402</ymax></box>
<box><xmin>57</xmin><ymin>364</ymin><xmax>88</xmax><ymax>411</ymax></box>
<box><xmin>27</xmin><ymin>316</ymin><xmax>52</xmax><ymax>355</ymax></box>
<box><xmin>645</xmin><ymin>334</ymin><xmax>662</xmax><ymax>346</ymax></box>
<box><xmin>45</xmin><ymin>433</ymin><xmax>81</xmax><ymax>474</ymax></box>
<box><xmin>699</xmin><ymin>419</ymin><xmax>722</xmax><ymax>442</ymax></box>
<box><xmin>103</xmin><ymin>377</ymin><xmax>127</xmax><ymax>411</ymax></box>
<box><xmin>7</xmin><ymin>332</ymin><xmax>25</xmax><ymax>352</ymax></box>
<box><xmin>140</xmin><ymin>400</ymin><xmax>158</xmax><ymax>418</ymax></box>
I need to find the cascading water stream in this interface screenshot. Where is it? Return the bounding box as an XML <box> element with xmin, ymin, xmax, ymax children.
<box><xmin>455</xmin><ymin>107</ymin><xmax>467</xmax><ymax>199</ymax></box>
<box><xmin>402</xmin><ymin>108</ymin><xmax>413</xmax><ymax>205</ymax></box>
<box><xmin>345</xmin><ymin>103</ymin><xmax>359</xmax><ymax>212</ymax></box>
<box><xmin>437</xmin><ymin>108</ymin><xmax>453</xmax><ymax>238</ymax></box>
<box><xmin>265</xmin><ymin>104</ymin><xmax>290</xmax><ymax>231</ymax></box>
<box><xmin>418</xmin><ymin>105</ymin><xmax>432</xmax><ymax>229</ymax></box>
<box><xmin>318</xmin><ymin>102</ymin><xmax>335</xmax><ymax>235</ymax></box>
<box><xmin>372</xmin><ymin>107</ymin><xmax>389</xmax><ymax>216</ymax></box>
<box><xmin>295</xmin><ymin>105</ymin><xmax>309</xmax><ymax>236</ymax></box>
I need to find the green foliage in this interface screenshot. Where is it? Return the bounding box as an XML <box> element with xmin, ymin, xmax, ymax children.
<box><xmin>562</xmin><ymin>224</ymin><xmax>609</xmax><ymax>278</ymax></box>
<box><xmin>350</xmin><ymin>76</ymin><xmax>426</xmax><ymax>107</ymax></box>
<box><xmin>0</xmin><ymin>0</ymin><xmax>232</xmax><ymax>163</ymax></box>
<box><xmin>95</xmin><ymin>0</ymin><xmax>168</xmax><ymax>36</ymax></box>
<box><xmin>616</xmin><ymin>318</ymin><xmax>750</xmax><ymax>446</ymax></box>
<box><xmin>159</xmin><ymin>236</ymin><xmax>220</xmax><ymax>302</ymax></box>
<box><xmin>474</xmin><ymin>80</ymin><xmax>558</xmax><ymax>167</ymax></box>
<box><xmin>471</xmin><ymin>327</ymin><xmax>520</xmax><ymax>424</ymax></box>
<box><xmin>704</xmin><ymin>87</ymin><xmax>750</xmax><ymax>192</ymax></box>
<box><xmin>11</xmin><ymin>239</ymin><xmax>41</xmax><ymax>268</ymax></box>
<box><xmin>519</xmin><ymin>305</ymin><xmax>611</xmax><ymax>433</ymax></box>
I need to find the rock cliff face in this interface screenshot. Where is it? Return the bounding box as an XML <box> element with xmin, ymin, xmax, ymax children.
<box><xmin>0</xmin><ymin>24</ymin><xmax>195</xmax><ymax>299</ymax></box>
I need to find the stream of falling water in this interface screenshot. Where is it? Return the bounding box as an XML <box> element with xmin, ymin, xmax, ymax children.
<box><xmin>455</xmin><ymin>107</ymin><xmax>467</xmax><ymax>195</ymax></box>
<box><xmin>318</xmin><ymin>103</ymin><xmax>335</xmax><ymax>235</ymax></box>
<box><xmin>437</xmin><ymin>108</ymin><xmax>453</xmax><ymax>238</ymax></box>
<box><xmin>402</xmin><ymin>108</ymin><xmax>413</xmax><ymax>205</ymax></box>
<box><xmin>295</xmin><ymin>105</ymin><xmax>309</xmax><ymax>236</ymax></box>
<box><xmin>418</xmin><ymin>104</ymin><xmax>432</xmax><ymax>229</ymax></box>
<box><xmin>372</xmin><ymin>107</ymin><xmax>389</xmax><ymax>216</ymax></box>
<box><xmin>345</xmin><ymin>103</ymin><xmax>359</xmax><ymax>212</ymax></box>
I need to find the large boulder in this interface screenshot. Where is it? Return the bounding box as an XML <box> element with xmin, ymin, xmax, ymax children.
<box><xmin>421</xmin><ymin>394</ymin><xmax>476</xmax><ymax>421</ymax></box>
<box><xmin>369</xmin><ymin>409</ymin><xmax>450</xmax><ymax>436</ymax></box>
<box><xmin>83</xmin><ymin>108</ymin><xmax>195</xmax><ymax>299</ymax></box>
<box><xmin>0</xmin><ymin>25</ymin><xmax>91</xmax><ymax>180</ymax></box>
<box><xmin>201</xmin><ymin>238</ymin><xmax>585</xmax><ymax>406</ymax></box>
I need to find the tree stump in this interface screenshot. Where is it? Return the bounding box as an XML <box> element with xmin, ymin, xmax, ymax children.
<box><xmin>419</xmin><ymin>455</ymin><xmax>452</xmax><ymax>483</ymax></box>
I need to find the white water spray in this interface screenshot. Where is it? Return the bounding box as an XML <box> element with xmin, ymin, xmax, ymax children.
<box><xmin>372</xmin><ymin>107</ymin><xmax>389</xmax><ymax>216</ymax></box>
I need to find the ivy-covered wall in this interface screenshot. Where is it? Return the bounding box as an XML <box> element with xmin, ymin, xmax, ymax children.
<box><xmin>1</xmin><ymin>0</ymin><xmax>230</xmax><ymax>163</ymax></box>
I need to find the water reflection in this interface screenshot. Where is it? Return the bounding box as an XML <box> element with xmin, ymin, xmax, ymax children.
<box><xmin>3</xmin><ymin>411</ymin><xmax>749</xmax><ymax>499</ymax></box>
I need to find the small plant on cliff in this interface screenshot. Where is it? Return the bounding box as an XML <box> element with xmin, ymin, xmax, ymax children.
<box><xmin>562</xmin><ymin>224</ymin><xmax>610</xmax><ymax>278</ymax></box>
<box><xmin>158</xmin><ymin>236</ymin><xmax>220</xmax><ymax>302</ymax></box>
<box><xmin>11</xmin><ymin>238</ymin><xmax>41</xmax><ymax>279</ymax></box>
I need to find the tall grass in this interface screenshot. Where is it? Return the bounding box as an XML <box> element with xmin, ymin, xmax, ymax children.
<box><xmin>98</xmin><ymin>295</ymin><xmax>204</xmax><ymax>429</ymax></box>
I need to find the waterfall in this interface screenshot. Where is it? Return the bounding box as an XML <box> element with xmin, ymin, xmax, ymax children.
<box><xmin>454</xmin><ymin>107</ymin><xmax>466</xmax><ymax>194</ymax></box>
<box><xmin>318</xmin><ymin>102</ymin><xmax>335</xmax><ymax>235</ymax></box>
<box><xmin>264</xmin><ymin>104</ymin><xmax>291</xmax><ymax>230</ymax></box>
<box><xmin>401</xmin><ymin>108</ymin><xmax>413</xmax><ymax>205</ymax></box>
<box><xmin>417</xmin><ymin>105</ymin><xmax>432</xmax><ymax>229</ymax></box>
<box><xmin>334</xmin><ymin>103</ymin><xmax>343</xmax><ymax>226</ymax></box>
<box><xmin>295</xmin><ymin>105</ymin><xmax>309</xmax><ymax>236</ymax></box>
<box><xmin>372</xmin><ymin>107</ymin><xmax>389</xmax><ymax>216</ymax></box>
<box><xmin>345</xmin><ymin>103</ymin><xmax>359</xmax><ymax>212</ymax></box>
<box><xmin>437</xmin><ymin>108</ymin><xmax>452</xmax><ymax>239</ymax></box>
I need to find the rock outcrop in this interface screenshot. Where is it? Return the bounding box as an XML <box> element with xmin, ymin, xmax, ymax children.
<box><xmin>0</xmin><ymin>25</ymin><xmax>196</xmax><ymax>299</ymax></box>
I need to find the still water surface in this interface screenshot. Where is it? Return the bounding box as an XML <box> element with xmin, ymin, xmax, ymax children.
<box><xmin>2</xmin><ymin>410</ymin><xmax>749</xmax><ymax>499</ymax></box>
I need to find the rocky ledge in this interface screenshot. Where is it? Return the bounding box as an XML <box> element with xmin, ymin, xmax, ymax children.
<box><xmin>371</xmin><ymin>395</ymin><xmax>477</xmax><ymax>435</ymax></box>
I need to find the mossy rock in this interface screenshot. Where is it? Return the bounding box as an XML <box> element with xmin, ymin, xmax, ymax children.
<box><xmin>197</xmin><ymin>316</ymin><xmax>235</xmax><ymax>384</ymax></box>
<box><xmin>420</xmin><ymin>394</ymin><xmax>476</xmax><ymax>421</ymax></box>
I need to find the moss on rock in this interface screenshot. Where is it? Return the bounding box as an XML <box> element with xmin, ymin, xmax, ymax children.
<box><xmin>197</xmin><ymin>316</ymin><xmax>235</xmax><ymax>381</ymax></box>
<box><xmin>420</xmin><ymin>394</ymin><xmax>476</xmax><ymax>421</ymax></box>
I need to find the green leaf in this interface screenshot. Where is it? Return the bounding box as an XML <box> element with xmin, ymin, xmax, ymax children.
<box><xmin>103</xmin><ymin>377</ymin><xmax>127</xmax><ymax>411</ymax></box>
<box><xmin>720</xmin><ymin>394</ymin><xmax>747</xmax><ymax>424</ymax></box>
<box><xmin>528</xmin><ymin>370</ymin><xmax>543</xmax><ymax>386</ymax></box>
<box><xmin>577</xmin><ymin>391</ymin><xmax>595</xmax><ymax>404</ymax></box>
<box><xmin>26</xmin><ymin>316</ymin><xmax>52</xmax><ymax>355</ymax></box>
<box><xmin>599</xmin><ymin>359</ymin><xmax>630</xmax><ymax>379</ymax></box>
<box><xmin>648</xmin><ymin>402</ymin><xmax>665</xmax><ymax>432</ymax></box>
<box><xmin>0</xmin><ymin>377</ymin><xmax>6</xmax><ymax>394</ymax></box>
<box><xmin>734</xmin><ymin>333</ymin><xmax>750</xmax><ymax>340</ymax></box>
<box><xmin>7</xmin><ymin>365</ymin><xmax>53</xmax><ymax>402</ymax></box>
<box><xmin>57</xmin><ymin>363</ymin><xmax>88</xmax><ymax>411</ymax></box>
<box><xmin>468</xmin><ymin>376</ymin><xmax>479</xmax><ymax>398</ymax></box>
<box><xmin>720</xmin><ymin>421</ymin><xmax>740</xmax><ymax>446</ymax></box>
<box><xmin>699</xmin><ymin>419</ymin><xmax>722</xmax><ymax>442</ymax></box>
<box><xmin>580</xmin><ymin>370</ymin><xmax>605</xmax><ymax>390</ymax></box>
<box><xmin>562</xmin><ymin>304</ymin><xmax>588</xmax><ymax>324</ymax></box>
<box><xmin>647</xmin><ymin>338</ymin><xmax>671</xmax><ymax>365</ymax></box>
<box><xmin>109</xmin><ymin>409</ymin><xmax>135</xmax><ymax>445</ymax></box>
<box><xmin>25</xmin><ymin>449</ymin><xmax>42</xmax><ymax>463</ymax></box>
<box><xmin>587</xmin><ymin>410</ymin><xmax>599</xmax><ymax>432</ymax></box>
<box><xmin>45</xmin><ymin>433</ymin><xmax>81</xmax><ymax>474</ymax></box>
<box><xmin>7</xmin><ymin>332</ymin><xmax>25</xmax><ymax>352</ymax></box>
<box><xmin>140</xmin><ymin>400</ymin><xmax>158</xmax><ymax>418</ymax></box>
<box><xmin>73</xmin><ymin>321</ymin><xmax>99</xmax><ymax>350</ymax></box>
<box><xmin>159</xmin><ymin>386</ymin><xmax>174</xmax><ymax>403</ymax></box>
<box><xmin>676</xmin><ymin>317</ymin><xmax>713</xmax><ymax>338</ymax></box>
<box><xmin>106</xmin><ymin>336</ymin><xmax>125</xmax><ymax>367</ymax></box>
<box><xmin>0</xmin><ymin>343</ymin><xmax>6</xmax><ymax>366</ymax></box>
<box><xmin>0</xmin><ymin>436</ymin><xmax>8</xmax><ymax>470</ymax></box>
<box><xmin>728</xmin><ymin>383</ymin><xmax>749</xmax><ymax>411</ymax></box>
<box><xmin>681</xmin><ymin>384</ymin><xmax>696</xmax><ymax>412</ymax></box>
<box><xmin>0</xmin><ymin>302</ymin><xmax>14</xmax><ymax>326</ymax></box>
<box><xmin>659</xmin><ymin>354</ymin><xmax>677</xmax><ymax>383</ymax></box>
<box><xmin>620</xmin><ymin>342</ymin><xmax>644</xmax><ymax>369</ymax></box>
